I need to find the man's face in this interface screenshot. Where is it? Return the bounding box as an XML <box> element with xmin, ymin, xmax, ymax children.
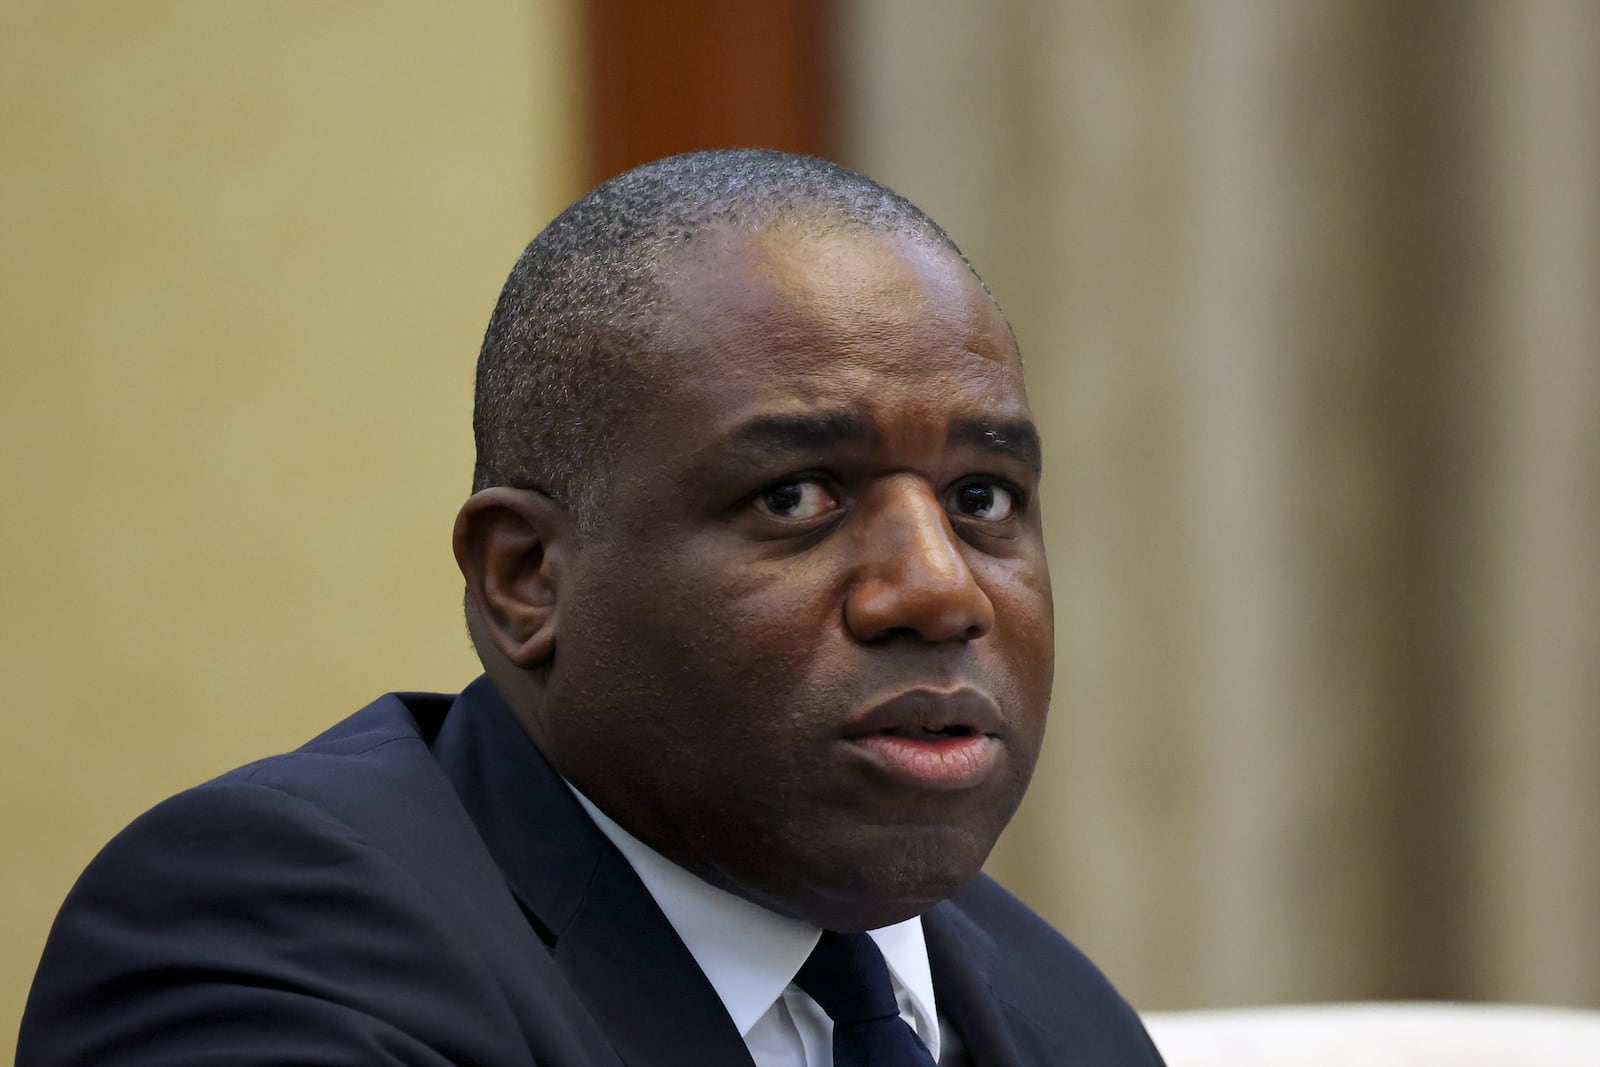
<box><xmin>537</xmin><ymin>224</ymin><xmax>1053</xmax><ymax>931</ymax></box>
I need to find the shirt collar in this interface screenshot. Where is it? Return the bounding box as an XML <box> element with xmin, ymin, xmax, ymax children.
<box><xmin>569</xmin><ymin>787</ymin><xmax>941</xmax><ymax>1056</ymax></box>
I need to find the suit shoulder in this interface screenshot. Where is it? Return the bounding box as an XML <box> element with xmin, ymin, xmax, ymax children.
<box><xmin>222</xmin><ymin>689</ymin><xmax>451</xmax><ymax>791</ymax></box>
<box><xmin>946</xmin><ymin>873</ymin><xmax>1091</xmax><ymax>965</ymax></box>
<box><xmin>17</xmin><ymin>692</ymin><xmax>530</xmax><ymax>1066</ymax></box>
<box><xmin>39</xmin><ymin>689</ymin><xmax>474</xmax><ymax>948</ymax></box>
<box><xmin>936</xmin><ymin>874</ymin><xmax>1167</xmax><ymax>1064</ymax></box>
<box><xmin>945</xmin><ymin>873</ymin><xmax>1130</xmax><ymax>996</ymax></box>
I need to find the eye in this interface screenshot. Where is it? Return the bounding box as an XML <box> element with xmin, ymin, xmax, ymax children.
<box><xmin>950</xmin><ymin>481</ymin><xmax>1017</xmax><ymax>521</ymax></box>
<box><xmin>755</xmin><ymin>478</ymin><xmax>839</xmax><ymax>521</ymax></box>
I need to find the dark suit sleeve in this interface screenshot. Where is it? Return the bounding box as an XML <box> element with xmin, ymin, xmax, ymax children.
<box><xmin>18</xmin><ymin>779</ymin><xmax>532</xmax><ymax>1066</ymax></box>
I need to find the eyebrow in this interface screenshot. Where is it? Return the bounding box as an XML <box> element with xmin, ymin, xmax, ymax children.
<box><xmin>949</xmin><ymin>417</ymin><xmax>1043</xmax><ymax>473</ymax></box>
<box><xmin>728</xmin><ymin>412</ymin><xmax>876</xmax><ymax>455</ymax></box>
<box><xmin>722</xmin><ymin>411</ymin><xmax>1042</xmax><ymax>473</ymax></box>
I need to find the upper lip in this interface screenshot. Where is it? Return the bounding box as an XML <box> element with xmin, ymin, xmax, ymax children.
<box><xmin>843</xmin><ymin>687</ymin><xmax>1003</xmax><ymax>738</ymax></box>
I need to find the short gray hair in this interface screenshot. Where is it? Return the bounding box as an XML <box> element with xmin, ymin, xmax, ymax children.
<box><xmin>471</xmin><ymin>149</ymin><xmax>978</xmax><ymax>525</ymax></box>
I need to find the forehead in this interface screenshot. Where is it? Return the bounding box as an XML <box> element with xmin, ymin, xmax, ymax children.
<box><xmin>646</xmin><ymin>224</ymin><xmax>1030</xmax><ymax>427</ymax></box>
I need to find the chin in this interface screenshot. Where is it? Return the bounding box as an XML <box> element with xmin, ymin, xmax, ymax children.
<box><xmin>789</xmin><ymin>834</ymin><xmax>992</xmax><ymax>932</ymax></box>
<box><xmin>800</xmin><ymin>877</ymin><xmax>973</xmax><ymax>933</ymax></box>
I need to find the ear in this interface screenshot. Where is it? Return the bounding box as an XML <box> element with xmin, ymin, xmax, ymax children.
<box><xmin>452</xmin><ymin>487</ymin><xmax>573</xmax><ymax>670</ymax></box>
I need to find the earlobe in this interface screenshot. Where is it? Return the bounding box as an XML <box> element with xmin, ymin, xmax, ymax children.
<box><xmin>452</xmin><ymin>488</ymin><xmax>572</xmax><ymax>670</ymax></box>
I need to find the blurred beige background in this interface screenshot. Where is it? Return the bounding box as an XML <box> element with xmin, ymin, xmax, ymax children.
<box><xmin>5</xmin><ymin>0</ymin><xmax>1597</xmax><ymax>1051</ymax></box>
<box><xmin>840</xmin><ymin>0</ymin><xmax>1598</xmax><ymax>1011</ymax></box>
<box><xmin>1</xmin><ymin>1</ymin><xmax>582</xmax><ymax>1045</ymax></box>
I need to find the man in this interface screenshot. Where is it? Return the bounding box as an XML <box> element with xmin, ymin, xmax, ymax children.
<box><xmin>21</xmin><ymin>151</ymin><xmax>1164</xmax><ymax>1065</ymax></box>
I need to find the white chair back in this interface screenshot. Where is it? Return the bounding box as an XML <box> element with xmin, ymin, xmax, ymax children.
<box><xmin>1142</xmin><ymin>1002</ymin><xmax>1600</xmax><ymax>1067</ymax></box>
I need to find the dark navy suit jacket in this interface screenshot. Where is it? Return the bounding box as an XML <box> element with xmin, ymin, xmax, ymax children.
<box><xmin>20</xmin><ymin>677</ymin><xmax>1165</xmax><ymax>1065</ymax></box>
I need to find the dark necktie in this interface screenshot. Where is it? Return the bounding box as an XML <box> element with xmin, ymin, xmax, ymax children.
<box><xmin>794</xmin><ymin>930</ymin><xmax>938</xmax><ymax>1066</ymax></box>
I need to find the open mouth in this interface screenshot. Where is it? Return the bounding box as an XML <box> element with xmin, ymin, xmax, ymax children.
<box><xmin>844</xmin><ymin>689</ymin><xmax>1002</xmax><ymax>788</ymax></box>
<box><xmin>875</xmin><ymin>723</ymin><xmax>979</xmax><ymax>740</ymax></box>
<box><xmin>846</xmin><ymin>686</ymin><xmax>1002</xmax><ymax>739</ymax></box>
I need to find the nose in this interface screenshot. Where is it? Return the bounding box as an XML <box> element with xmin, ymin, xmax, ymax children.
<box><xmin>844</xmin><ymin>479</ymin><xmax>996</xmax><ymax>643</ymax></box>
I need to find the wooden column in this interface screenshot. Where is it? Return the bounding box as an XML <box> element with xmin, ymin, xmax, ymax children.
<box><xmin>584</xmin><ymin>0</ymin><xmax>836</xmax><ymax>184</ymax></box>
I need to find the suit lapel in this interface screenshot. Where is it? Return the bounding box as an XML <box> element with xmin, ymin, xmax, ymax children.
<box><xmin>556</xmin><ymin>845</ymin><xmax>757</xmax><ymax>1067</ymax></box>
<box><xmin>926</xmin><ymin>893</ymin><xmax>1059</xmax><ymax>1067</ymax></box>
<box><xmin>433</xmin><ymin>677</ymin><xmax>755</xmax><ymax>1067</ymax></box>
<box><xmin>926</xmin><ymin>899</ymin><xmax>1020</xmax><ymax>1066</ymax></box>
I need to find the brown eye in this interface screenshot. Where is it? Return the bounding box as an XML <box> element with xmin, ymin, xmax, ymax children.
<box><xmin>952</xmin><ymin>482</ymin><xmax>1016</xmax><ymax>521</ymax></box>
<box><xmin>757</xmin><ymin>479</ymin><xmax>839</xmax><ymax>520</ymax></box>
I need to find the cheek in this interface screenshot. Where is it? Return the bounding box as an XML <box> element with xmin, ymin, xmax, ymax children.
<box><xmin>680</xmin><ymin>548</ymin><xmax>845</xmax><ymax>665</ymax></box>
<box><xmin>573</xmin><ymin>553</ymin><xmax>841</xmax><ymax>726</ymax></box>
<box><xmin>976</xmin><ymin>555</ymin><xmax>1055</xmax><ymax>709</ymax></box>
<box><xmin>977</xmin><ymin>545</ymin><xmax>1053</xmax><ymax>633</ymax></box>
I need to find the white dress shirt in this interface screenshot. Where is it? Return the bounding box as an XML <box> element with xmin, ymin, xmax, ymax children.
<box><xmin>571</xmin><ymin>789</ymin><xmax>946</xmax><ymax>1066</ymax></box>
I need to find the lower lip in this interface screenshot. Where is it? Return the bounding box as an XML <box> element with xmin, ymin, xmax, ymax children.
<box><xmin>847</xmin><ymin>734</ymin><xmax>999</xmax><ymax>790</ymax></box>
